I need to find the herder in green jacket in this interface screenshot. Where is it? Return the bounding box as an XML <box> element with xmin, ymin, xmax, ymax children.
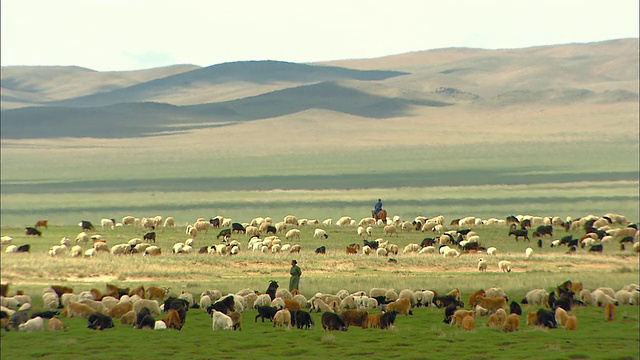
<box><xmin>289</xmin><ymin>260</ymin><xmax>302</xmax><ymax>292</ymax></box>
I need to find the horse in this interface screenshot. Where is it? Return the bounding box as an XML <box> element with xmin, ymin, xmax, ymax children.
<box><xmin>372</xmin><ymin>209</ymin><xmax>387</xmax><ymax>223</ymax></box>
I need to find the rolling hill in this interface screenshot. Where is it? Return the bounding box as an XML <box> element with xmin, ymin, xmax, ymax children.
<box><xmin>0</xmin><ymin>39</ymin><xmax>637</xmax><ymax>139</ymax></box>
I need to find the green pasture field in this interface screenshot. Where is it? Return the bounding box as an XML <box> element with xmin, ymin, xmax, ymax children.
<box><xmin>1</xmin><ymin>140</ymin><xmax>638</xmax><ymax>226</ymax></box>
<box><xmin>1</xmin><ymin>222</ymin><xmax>638</xmax><ymax>359</ymax></box>
<box><xmin>0</xmin><ymin>301</ymin><xmax>638</xmax><ymax>360</ymax></box>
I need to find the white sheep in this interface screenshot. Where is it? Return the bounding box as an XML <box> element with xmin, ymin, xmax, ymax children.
<box><xmin>486</xmin><ymin>246</ymin><xmax>497</xmax><ymax>256</ymax></box>
<box><xmin>211</xmin><ymin>310</ymin><xmax>233</xmax><ymax>330</ymax></box>
<box><xmin>110</xmin><ymin>243</ymin><xmax>132</xmax><ymax>255</ymax></box>
<box><xmin>403</xmin><ymin>243</ymin><xmax>421</xmax><ymax>254</ymax></box>
<box><xmin>75</xmin><ymin>232</ymin><xmax>89</xmax><ymax>244</ymax></box>
<box><xmin>376</xmin><ymin>247</ymin><xmax>388</xmax><ymax>257</ymax></box>
<box><xmin>313</xmin><ymin>228</ymin><xmax>328</xmax><ymax>239</ymax></box>
<box><xmin>18</xmin><ymin>316</ymin><xmax>44</xmax><ymax>332</ymax></box>
<box><xmin>101</xmin><ymin>218</ymin><xmax>115</xmax><ymax>230</ymax></box>
<box><xmin>522</xmin><ymin>289</ymin><xmax>548</xmax><ymax>306</ymax></box>
<box><xmin>477</xmin><ymin>258</ymin><xmax>488</xmax><ymax>272</ymax></box>
<box><xmin>525</xmin><ymin>247</ymin><xmax>534</xmax><ymax>259</ymax></box>
<box><xmin>285</xmin><ymin>229</ymin><xmax>300</xmax><ymax>241</ymax></box>
<box><xmin>84</xmin><ymin>248</ymin><xmax>97</xmax><ymax>257</ymax></box>
<box><xmin>143</xmin><ymin>246</ymin><xmax>161</xmax><ymax>256</ymax></box>
<box><xmin>336</xmin><ymin>216</ymin><xmax>352</xmax><ymax>226</ymax></box>
<box><xmin>154</xmin><ymin>320</ymin><xmax>167</xmax><ymax>330</ymax></box>
<box><xmin>498</xmin><ymin>260</ymin><xmax>512</xmax><ymax>273</ymax></box>
<box><xmin>615</xmin><ymin>290</ymin><xmax>633</xmax><ymax>305</ymax></box>
<box><xmin>163</xmin><ymin>217</ymin><xmax>175</xmax><ymax>227</ymax></box>
<box><xmin>0</xmin><ymin>236</ymin><xmax>13</xmax><ymax>245</ymax></box>
<box><xmin>70</xmin><ymin>245</ymin><xmax>83</xmax><ymax>257</ymax></box>
<box><xmin>362</xmin><ymin>245</ymin><xmax>372</xmax><ymax>256</ymax></box>
<box><xmin>444</xmin><ymin>248</ymin><xmax>460</xmax><ymax>257</ymax></box>
<box><xmin>419</xmin><ymin>246</ymin><xmax>435</xmax><ymax>255</ymax></box>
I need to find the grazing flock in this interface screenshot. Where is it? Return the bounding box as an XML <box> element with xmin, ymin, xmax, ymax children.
<box><xmin>1</xmin><ymin>279</ymin><xmax>637</xmax><ymax>335</ymax></box>
<box><xmin>1</xmin><ymin>212</ymin><xmax>638</xmax><ymax>337</ymax></box>
<box><xmin>3</xmin><ymin>213</ymin><xmax>638</xmax><ymax>262</ymax></box>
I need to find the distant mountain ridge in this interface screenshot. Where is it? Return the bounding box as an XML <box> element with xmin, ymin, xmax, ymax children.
<box><xmin>1</xmin><ymin>39</ymin><xmax>637</xmax><ymax>139</ymax></box>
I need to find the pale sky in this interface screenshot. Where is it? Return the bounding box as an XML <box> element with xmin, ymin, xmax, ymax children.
<box><xmin>1</xmin><ymin>0</ymin><xmax>638</xmax><ymax>71</ymax></box>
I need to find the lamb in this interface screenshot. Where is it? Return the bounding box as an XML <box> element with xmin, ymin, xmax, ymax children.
<box><xmin>498</xmin><ymin>260</ymin><xmax>512</xmax><ymax>273</ymax></box>
<box><xmin>211</xmin><ymin>310</ymin><xmax>233</xmax><ymax>330</ymax></box>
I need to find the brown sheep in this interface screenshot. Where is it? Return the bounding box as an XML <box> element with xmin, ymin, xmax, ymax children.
<box><xmin>555</xmin><ymin>307</ymin><xmax>569</xmax><ymax>327</ymax></box>
<box><xmin>367</xmin><ymin>312</ymin><xmax>383</xmax><ymax>328</ymax></box>
<box><xmin>48</xmin><ymin>317</ymin><xmax>66</xmax><ymax>331</ymax></box>
<box><xmin>120</xmin><ymin>310</ymin><xmax>137</xmax><ymax>325</ymax></box>
<box><xmin>604</xmin><ymin>302</ymin><xmax>616</xmax><ymax>321</ymax></box>
<box><xmin>289</xmin><ymin>245</ymin><xmax>302</xmax><ymax>253</ymax></box>
<box><xmin>450</xmin><ymin>310</ymin><xmax>475</xmax><ymax>328</ymax></box>
<box><xmin>526</xmin><ymin>312</ymin><xmax>539</xmax><ymax>326</ymax></box>
<box><xmin>106</xmin><ymin>301</ymin><xmax>133</xmax><ymax>319</ymax></box>
<box><xmin>146</xmin><ymin>286</ymin><xmax>170</xmax><ymax>301</ymax></box>
<box><xmin>447</xmin><ymin>288</ymin><xmax>461</xmax><ymax>301</ymax></box>
<box><xmin>283</xmin><ymin>298</ymin><xmax>301</xmax><ymax>311</ymax></box>
<box><xmin>229</xmin><ymin>312</ymin><xmax>242</xmax><ymax>331</ymax></box>
<box><xmin>486</xmin><ymin>308</ymin><xmax>507</xmax><ymax>328</ymax></box>
<box><xmin>35</xmin><ymin>219</ymin><xmax>49</xmax><ymax>229</ymax></box>
<box><xmin>341</xmin><ymin>309</ymin><xmax>369</xmax><ymax>329</ymax></box>
<box><xmin>161</xmin><ymin>309</ymin><xmax>183</xmax><ymax>330</ymax></box>
<box><xmin>476</xmin><ymin>296</ymin><xmax>507</xmax><ymax>312</ymax></box>
<box><xmin>386</xmin><ymin>298</ymin><xmax>412</xmax><ymax>316</ymax></box>
<box><xmin>503</xmin><ymin>313</ymin><xmax>520</xmax><ymax>332</ymax></box>
<box><xmin>461</xmin><ymin>315</ymin><xmax>475</xmax><ymax>331</ymax></box>
<box><xmin>346</xmin><ymin>244</ymin><xmax>360</xmax><ymax>254</ymax></box>
<box><xmin>564</xmin><ymin>315</ymin><xmax>578</xmax><ymax>330</ymax></box>
<box><xmin>468</xmin><ymin>289</ymin><xmax>486</xmax><ymax>308</ymax></box>
<box><xmin>129</xmin><ymin>285</ymin><xmax>145</xmax><ymax>299</ymax></box>
<box><xmin>61</xmin><ymin>302</ymin><xmax>96</xmax><ymax>318</ymax></box>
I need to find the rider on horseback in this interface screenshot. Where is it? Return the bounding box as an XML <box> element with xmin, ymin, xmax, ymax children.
<box><xmin>373</xmin><ymin>199</ymin><xmax>383</xmax><ymax>216</ymax></box>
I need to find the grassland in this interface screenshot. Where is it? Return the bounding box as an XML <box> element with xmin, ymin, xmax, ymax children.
<box><xmin>1</xmin><ymin>224</ymin><xmax>638</xmax><ymax>360</ymax></box>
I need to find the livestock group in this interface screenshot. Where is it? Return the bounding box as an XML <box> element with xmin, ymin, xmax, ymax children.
<box><xmin>1</xmin><ymin>280</ymin><xmax>637</xmax><ymax>336</ymax></box>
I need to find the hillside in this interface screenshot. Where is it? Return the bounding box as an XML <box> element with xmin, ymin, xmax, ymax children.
<box><xmin>0</xmin><ymin>39</ymin><xmax>638</xmax><ymax>140</ymax></box>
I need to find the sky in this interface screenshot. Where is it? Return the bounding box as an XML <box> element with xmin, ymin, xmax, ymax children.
<box><xmin>1</xmin><ymin>0</ymin><xmax>638</xmax><ymax>72</ymax></box>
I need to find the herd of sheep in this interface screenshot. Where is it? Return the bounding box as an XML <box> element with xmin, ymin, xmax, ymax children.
<box><xmin>1</xmin><ymin>279</ymin><xmax>638</xmax><ymax>334</ymax></box>
<box><xmin>2</xmin><ymin>212</ymin><xmax>638</xmax><ymax>262</ymax></box>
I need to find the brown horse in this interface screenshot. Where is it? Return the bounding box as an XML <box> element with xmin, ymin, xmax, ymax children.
<box><xmin>372</xmin><ymin>209</ymin><xmax>387</xmax><ymax>222</ymax></box>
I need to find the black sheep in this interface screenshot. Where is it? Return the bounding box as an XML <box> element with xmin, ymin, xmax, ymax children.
<box><xmin>143</xmin><ymin>231</ymin><xmax>156</xmax><ymax>243</ymax></box>
<box><xmin>509</xmin><ymin>301</ymin><xmax>522</xmax><ymax>315</ymax></box>
<box><xmin>30</xmin><ymin>311</ymin><xmax>59</xmax><ymax>319</ymax></box>
<box><xmin>294</xmin><ymin>310</ymin><xmax>313</xmax><ymax>329</ymax></box>
<box><xmin>136</xmin><ymin>307</ymin><xmax>151</xmax><ymax>327</ymax></box>
<box><xmin>136</xmin><ymin>314</ymin><xmax>155</xmax><ymax>329</ymax></box>
<box><xmin>536</xmin><ymin>308</ymin><xmax>557</xmax><ymax>328</ymax></box>
<box><xmin>87</xmin><ymin>313</ymin><xmax>114</xmax><ymax>330</ymax></box>
<box><xmin>380</xmin><ymin>310</ymin><xmax>398</xmax><ymax>329</ymax></box>
<box><xmin>255</xmin><ymin>306</ymin><xmax>279</xmax><ymax>323</ymax></box>
<box><xmin>265</xmin><ymin>280</ymin><xmax>278</xmax><ymax>300</ymax></box>
<box><xmin>315</xmin><ymin>246</ymin><xmax>326</xmax><ymax>254</ymax></box>
<box><xmin>207</xmin><ymin>295</ymin><xmax>235</xmax><ymax>314</ymax></box>
<box><xmin>24</xmin><ymin>227</ymin><xmax>41</xmax><ymax>236</ymax></box>
<box><xmin>321</xmin><ymin>312</ymin><xmax>348</xmax><ymax>331</ymax></box>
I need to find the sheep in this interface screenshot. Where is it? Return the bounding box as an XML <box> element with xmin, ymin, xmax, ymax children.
<box><xmin>48</xmin><ymin>317</ymin><xmax>67</xmax><ymax>331</ymax></box>
<box><xmin>498</xmin><ymin>260</ymin><xmax>512</xmax><ymax>273</ymax></box>
<box><xmin>592</xmin><ymin>289</ymin><xmax>618</xmax><ymax>307</ymax></box>
<box><xmin>476</xmin><ymin>296</ymin><xmax>507</xmax><ymax>312</ymax></box>
<box><xmin>461</xmin><ymin>315</ymin><xmax>476</xmax><ymax>332</ymax></box>
<box><xmin>75</xmin><ymin>232</ymin><xmax>89</xmax><ymax>244</ymax></box>
<box><xmin>211</xmin><ymin>310</ymin><xmax>233</xmax><ymax>330</ymax></box>
<box><xmin>313</xmin><ymin>228</ymin><xmax>328</xmax><ymax>239</ymax></box>
<box><xmin>614</xmin><ymin>290</ymin><xmax>633</xmax><ymax>305</ymax></box>
<box><xmin>336</xmin><ymin>216</ymin><xmax>352</xmax><ymax>226</ymax></box>
<box><xmin>468</xmin><ymin>289</ymin><xmax>486</xmax><ymax>308</ymax></box>
<box><xmin>110</xmin><ymin>243</ymin><xmax>133</xmax><ymax>255</ymax></box>
<box><xmin>604</xmin><ymin>302</ymin><xmax>616</xmax><ymax>321</ymax></box>
<box><xmin>450</xmin><ymin>309</ymin><xmax>475</xmax><ymax>327</ymax></box>
<box><xmin>19</xmin><ymin>316</ymin><xmax>44</xmax><ymax>332</ymax></box>
<box><xmin>444</xmin><ymin>248</ymin><xmax>460</xmax><ymax>257</ymax></box>
<box><xmin>403</xmin><ymin>243</ymin><xmax>421</xmax><ymax>254</ymax></box>
<box><xmin>143</xmin><ymin>246</ymin><xmax>161</xmax><ymax>256</ymax></box>
<box><xmin>521</xmin><ymin>289</ymin><xmax>549</xmax><ymax>306</ymax></box>
<box><xmin>386</xmin><ymin>298</ymin><xmax>412</xmax><ymax>316</ymax></box>
<box><xmin>477</xmin><ymin>258</ymin><xmax>488</xmax><ymax>272</ymax></box>
<box><xmin>376</xmin><ymin>247</ymin><xmax>388</xmax><ymax>257</ymax></box>
<box><xmin>525</xmin><ymin>247</ymin><xmax>534</xmax><ymax>259</ymax></box>
<box><xmin>486</xmin><ymin>246</ymin><xmax>497</xmax><ymax>256</ymax></box>
<box><xmin>273</xmin><ymin>309</ymin><xmax>292</xmax><ymax>329</ymax></box>
<box><xmin>503</xmin><ymin>313</ymin><xmax>520</xmax><ymax>332</ymax></box>
<box><xmin>61</xmin><ymin>302</ymin><xmax>96</xmax><ymax>318</ymax></box>
<box><xmin>486</xmin><ymin>308</ymin><xmax>507</xmax><ymax>328</ymax></box>
<box><xmin>133</xmin><ymin>299</ymin><xmax>161</xmax><ymax>316</ymax></box>
<box><xmin>383</xmin><ymin>225</ymin><xmax>398</xmax><ymax>237</ymax></box>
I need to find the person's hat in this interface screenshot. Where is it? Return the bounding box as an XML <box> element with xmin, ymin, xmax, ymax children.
<box><xmin>291</xmin><ymin>259</ymin><xmax>297</xmax><ymax>264</ymax></box>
